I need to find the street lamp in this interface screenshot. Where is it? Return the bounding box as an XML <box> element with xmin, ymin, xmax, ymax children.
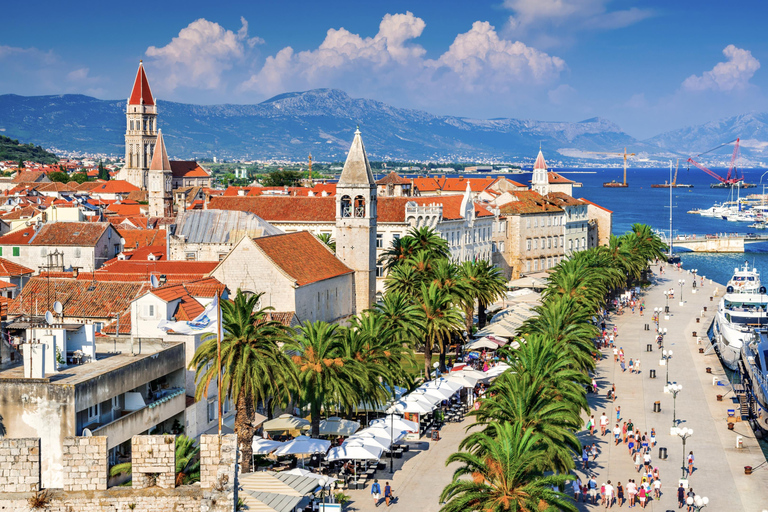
<box><xmin>679</xmin><ymin>279</ymin><xmax>686</xmax><ymax>306</ymax></box>
<box><xmin>686</xmin><ymin>495</ymin><xmax>709</xmax><ymax>511</ymax></box>
<box><xmin>662</xmin><ymin>350</ymin><xmax>673</xmax><ymax>383</ymax></box>
<box><xmin>664</xmin><ymin>290</ymin><xmax>670</xmax><ymax>313</ymax></box>
<box><xmin>673</xmin><ymin>426</ymin><xmax>693</xmax><ymax>479</ymax></box>
<box><xmin>384</xmin><ymin>402</ymin><xmax>397</xmax><ymax>474</ymax></box>
<box><xmin>666</xmin><ymin>383</ymin><xmax>682</xmax><ymax>427</ymax></box>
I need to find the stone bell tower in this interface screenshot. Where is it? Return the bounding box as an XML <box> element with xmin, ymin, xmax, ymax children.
<box><xmin>122</xmin><ymin>61</ymin><xmax>157</xmax><ymax>189</ymax></box>
<box><xmin>531</xmin><ymin>149</ymin><xmax>550</xmax><ymax>196</ymax></box>
<box><xmin>148</xmin><ymin>130</ymin><xmax>173</xmax><ymax>217</ymax></box>
<box><xmin>335</xmin><ymin>128</ymin><xmax>377</xmax><ymax>313</ymax></box>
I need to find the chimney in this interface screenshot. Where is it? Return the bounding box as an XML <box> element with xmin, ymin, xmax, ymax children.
<box><xmin>73</xmin><ymin>267</ymin><xmax>79</xmax><ymax>278</ymax></box>
<box><xmin>237</xmin><ymin>189</ymin><xmax>246</xmax><ymax>196</ymax></box>
<box><xmin>23</xmin><ymin>342</ymin><xmax>45</xmax><ymax>378</ymax></box>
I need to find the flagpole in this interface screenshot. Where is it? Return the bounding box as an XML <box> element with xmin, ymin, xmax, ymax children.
<box><xmin>217</xmin><ymin>289</ymin><xmax>223</xmax><ymax>437</ymax></box>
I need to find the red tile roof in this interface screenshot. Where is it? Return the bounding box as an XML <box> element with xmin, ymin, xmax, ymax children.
<box><xmin>13</xmin><ymin>171</ymin><xmax>49</xmax><ymax>184</ymax></box>
<box><xmin>170</xmin><ymin>161</ymin><xmax>210</xmax><ymax>179</ymax></box>
<box><xmin>106</xmin><ymin>203</ymin><xmax>143</xmax><ymax>216</ymax></box>
<box><xmin>534</xmin><ymin>150</ymin><xmax>547</xmax><ymax>170</ymax></box>
<box><xmin>9</xmin><ymin>278</ymin><xmax>148</xmax><ymax>319</ymax></box>
<box><xmin>1</xmin><ymin>206</ymin><xmax>42</xmax><ymax>221</ymax></box>
<box><xmin>0</xmin><ymin>226</ymin><xmax>37</xmax><ymax>245</ymax></box>
<box><xmin>87</xmin><ymin>180</ymin><xmax>140</xmax><ymax>194</ymax></box>
<box><xmin>209</xmin><ymin>196</ymin><xmax>336</xmax><ymax>222</ymax></box>
<box><xmin>96</xmin><ymin>259</ymin><xmax>218</xmax><ymax>278</ymax></box>
<box><xmin>548</xmin><ymin>172</ymin><xmax>574</xmax><ymax>184</ymax></box>
<box><xmin>0</xmin><ymin>258</ymin><xmax>34</xmax><ymax>276</ymax></box>
<box><xmin>579</xmin><ymin>197</ymin><xmax>613</xmax><ymax>213</ymax></box>
<box><xmin>119</xmin><ymin>229</ymin><xmax>166</xmax><ymax>249</ymax></box>
<box><xmin>376</xmin><ymin>172</ymin><xmax>411</xmax><ymax>186</ymax></box>
<box><xmin>545</xmin><ymin>191</ymin><xmax>583</xmax><ymax>207</ymax></box>
<box><xmin>252</xmin><ymin>232</ymin><xmax>352</xmax><ymax>286</ymax></box>
<box><xmin>151</xmin><ymin>283</ymin><xmax>189</xmax><ymax>302</ymax></box>
<box><xmin>173</xmin><ymin>296</ymin><xmax>205</xmax><ymax>321</ymax></box>
<box><xmin>29</xmin><ymin>222</ymin><xmax>111</xmax><ymax>246</ymax></box>
<box><xmin>498</xmin><ymin>191</ymin><xmax>563</xmax><ymax>215</ymax></box>
<box><xmin>128</xmin><ymin>62</ymin><xmax>155</xmax><ymax>106</ymax></box>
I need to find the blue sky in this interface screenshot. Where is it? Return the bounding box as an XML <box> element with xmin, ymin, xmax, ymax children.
<box><xmin>1</xmin><ymin>0</ymin><xmax>767</xmax><ymax>138</ymax></box>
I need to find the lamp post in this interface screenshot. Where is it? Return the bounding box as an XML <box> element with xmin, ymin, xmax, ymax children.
<box><xmin>673</xmin><ymin>426</ymin><xmax>693</xmax><ymax>479</ymax></box>
<box><xmin>692</xmin><ymin>269</ymin><xmax>698</xmax><ymax>290</ymax></box>
<box><xmin>686</xmin><ymin>495</ymin><xmax>709</xmax><ymax>511</ymax></box>
<box><xmin>385</xmin><ymin>402</ymin><xmax>396</xmax><ymax>474</ymax></box>
<box><xmin>662</xmin><ymin>349</ymin><xmax>673</xmax><ymax>384</ymax></box>
<box><xmin>664</xmin><ymin>290</ymin><xmax>670</xmax><ymax>313</ymax></box>
<box><xmin>666</xmin><ymin>383</ymin><xmax>682</xmax><ymax>427</ymax></box>
<box><xmin>679</xmin><ymin>279</ymin><xmax>686</xmax><ymax>306</ymax></box>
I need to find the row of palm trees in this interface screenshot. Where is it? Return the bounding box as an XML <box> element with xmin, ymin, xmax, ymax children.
<box><xmin>189</xmin><ymin>226</ymin><xmax>508</xmax><ymax>473</ymax></box>
<box><xmin>439</xmin><ymin>224</ymin><xmax>666</xmax><ymax>511</ymax></box>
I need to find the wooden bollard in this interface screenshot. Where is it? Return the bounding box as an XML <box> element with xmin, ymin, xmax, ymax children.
<box><xmin>717</xmin><ymin>395</ymin><xmax>723</xmax><ymax>401</ymax></box>
<box><xmin>699</xmin><ymin>348</ymin><xmax>704</xmax><ymax>354</ymax></box>
<box><xmin>706</xmin><ymin>367</ymin><xmax>712</xmax><ymax>373</ymax></box>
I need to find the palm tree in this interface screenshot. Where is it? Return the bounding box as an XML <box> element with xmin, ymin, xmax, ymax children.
<box><xmin>384</xmin><ymin>263</ymin><xmax>423</xmax><ymax>298</ymax></box>
<box><xmin>440</xmin><ymin>422</ymin><xmax>577</xmax><ymax>512</ymax></box>
<box><xmin>408</xmin><ymin>226</ymin><xmax>451</xmax><ymax>261</ymax></box>
<box><xmin>285</xmin><ymin>321</ymin><xmax>364</xmax><ymax>437</ymax></box>
<box><xmin>632</xmin><ymin>223</ymin><xmax>668</xmax><ymax>262</ymax></box>
<box><xmin>189</xmin><ymin>290</ymin><xmax>297</xmax><ymax>473</ymax></box>
<box><xmin>413</xmin><ymin>283</ymin><xmax>463</xmax><ymax>380</ymax></box>
<box><xmin>378</xmin><ymin>235</ymin><xmax>416</xmax><ymax>271</ymax></box>
<box><xmin>316</xmin><ymin>233</ymin><xmax>336</xmax><ymax>253</ymax></box>
<box><xmin>459</xmin><ymin>260</ymin><xmax>507</xmax><ymax>331</ymax></box>
<box><xmin>109</xmin><ymin>435</ymin><xmax>201</xmax><ymax>486</ymax></box>
<box><xmin>373</xmin><ymin>291</ymin><xmax>421</xmax><ymax>346</ymax></box>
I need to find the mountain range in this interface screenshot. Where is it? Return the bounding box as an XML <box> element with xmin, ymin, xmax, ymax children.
<box><xmin>0</xmin><ymin>88</ymin><xmax>767</xmax><ymax>166</ymax></box>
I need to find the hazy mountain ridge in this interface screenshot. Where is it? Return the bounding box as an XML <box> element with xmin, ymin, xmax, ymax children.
<box><xmin>0</xmin><ymin>89</ymin><xmax>767</xmax><ymax>165</ymax></box>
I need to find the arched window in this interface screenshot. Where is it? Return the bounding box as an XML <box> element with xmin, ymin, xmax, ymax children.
<box><xmin>354</xmin><ymin>196</ymin><xmax>366</xmax><ymax>217</ymax></box>
<box><xmin>340</xmin><ymin>195</ymin><xmax>352</xmax><ymax>218</ymax></box>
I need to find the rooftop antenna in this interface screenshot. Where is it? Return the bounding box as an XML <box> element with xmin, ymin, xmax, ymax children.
<box><xmin>53</xmin><ymin>301</ymin><xmax>62</xmax><ymax>315</ymax></box>
<box><xmin>44</xmin><ymin>311</ymin><xmax>54</xmax><ymax>325</ymax></box>
<box><xmin>150</xmin><ymin>274</ymin><xmax>160</xmax><ymax>288</ymax></box>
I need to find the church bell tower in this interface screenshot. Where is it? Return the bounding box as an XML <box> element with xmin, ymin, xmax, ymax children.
<box><xmin>336</xmin><ymin>128</ymin><xmax>377</xmax><ymax>313</ymax></box>
<box><xmin>148</xmin><ymin>130</ymin><xmax>173</xmax><ymax>217</ymax></box>
<box><xmin>122</xmin><ymin>61</ymin><xmax>157</xmax><ymax>189</ymax></box>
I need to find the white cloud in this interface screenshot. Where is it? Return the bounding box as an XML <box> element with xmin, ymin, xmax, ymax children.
<box><xmin>503</xmin><ymin>0</ymin><xmax>653</xmax><ymax>45</ymax></box>
<box><xmin>682</xmin><ymin>45</ymin><xmax>760</xmax><ymax>92</ymax></box>
<box><xmin>146</xmin><ymin>17</ymin><xmax>259</xmax><ymax>91</ymax></box>
<box><xmin>548</xmin><ymin>84</ymin><xmax>577</xmax><ymax>105</ymax></box>
<box><xmin>0</xmin><ymin>45</ymin><xmax>56</xmax><ymax>64</ymax></box>
<box><xmin>66</xmin><ymin>68</ymin><xmax>90</xmax><ymax>82</ymax></box>
<box><xmin>241</xmin><ymin>14</ymin><xmax>564</xmax><ymax>99</ymax></box>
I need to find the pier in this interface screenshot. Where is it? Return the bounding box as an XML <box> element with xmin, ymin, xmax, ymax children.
<box><xmin>669</xmin><ymin>233</ymin><xmax>768</xmax><ymax>253</ymax></box>
<box><xmin>578</xmin><ymin>263</ymin><xmax>768</xmax><ymax>510</ymax></box>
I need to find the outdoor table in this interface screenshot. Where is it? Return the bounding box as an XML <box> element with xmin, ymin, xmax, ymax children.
<box><xmin>394</xmin><ymin>449</ymin><xmax>404</xmax><ymax>459</ymax></box>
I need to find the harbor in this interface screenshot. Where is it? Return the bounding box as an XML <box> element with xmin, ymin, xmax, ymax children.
<box><xmin>576</xmin><ymin>262</ymin><xmax>768</xmax><ymax>510</ymax></box>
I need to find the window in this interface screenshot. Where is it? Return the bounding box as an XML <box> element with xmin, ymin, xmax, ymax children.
<box><xmin>534</xmin><ymin>218</ymin><xmax>538</xmax><ymax>228</ymax></box>
<box><xmin>86</xmin><ymin>404</ymin><xmax>98</xmax><ymax>425</ymax></box>
<box><xmin>569</xmin><ymin>239</ymin><xmax>573</xmax><ymax>251</ymax></box>
<box><xmin>534</xmin><ymin>259</ymin><xmax>539</xmax><ymax>271</ymax></box>
<box><xmin>526</xmin><ymin>239</ymin><xmax>531</xmax><ymax>251</ymax></box>
<box><xmin>218</xmin><ymin>253</ymin><xmax>227</xmax><ymax>261</ymax></box>
<box><xmin>526</xmin><ymin>260</ymin><xmax>531</xmax><ymax>272</ymax></box>
<box><xmin>560</xmin><ymin>235</ymin><xmax>564</xmax><ymax>246</ymax></box>
<box><xmin>547</xmin><ymin>237</ymin><xmax>552</xmax><ymax>249</ymax></box>
<box><xmin>526</xmin><ymin>218</ymin><xmax>531</xmax><ymax>229</ymax></box>
<box><xmin>340</xmin><ymin>195</ymin><xmax>351</xmax><ymax>218</ymax></box>
<box><xmin>207</xmin><ymin>400</ymin><xmax>218</xmax><ymax>423</ymax></box>
<box><xmin>148</xmin><ymin>305</ymin><xmax>155</xmax><ymax>318</ymax></box>
<box><xmin>0</xmin><ymin>247</ymin><xmax>3</xmax><ymax>256</ymax></box>
<box><xmin>376</xmin><ymin>234</ymin><xmax>383</xmax><ymax>248</ymax></box>
<box><xmin>393</xmin><ymin>233</ymin><xmax>400</xmax><ymax>241</ymax></box>
<box><xmin>113</xmin><ymin>244</ymin><xmax>120</xmax><ymax>256</ymax></box>
<box><xmin>353</xmin><ymin>195</ymin><xmax>366</xmax><ymax>218</ymax></box>
<box><xmin>185</xmin><ymin>252</ymin><xmax>196</xmax><ymax>261</ymax></box>
<box><xmin>582</xmin><ymin>237</ymin><xmax>586</xmax><ymax>249</ymax></box>
<box><xmin>534</xmin><ymin>238</ymin><xmax>538</xmax><ymax>250</ymax></box>
<box><xmin>376</xmin><ymin>264</ymin><xmax>384</xmax><ymax>277</ymax></box>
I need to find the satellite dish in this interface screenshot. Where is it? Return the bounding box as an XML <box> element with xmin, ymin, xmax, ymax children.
<box><xmin>82</xmin><ymin>428</ymin><xmax>93</xmax><ymax>437</ymax></box>
<box><xmin>44</xmin><ymin>311</ymin><xmax>54</xmax><ymax>325</ymax></box>
<box><xmin>53</xmin><ymin>301</ymin><xmax>63</xmax><ymax>315</ymax></box>
<box><xmin>120</xmin><ymin>237</ymin><xmax>126</xmax><ymax>246</ymax></box>
<box><xmin>150</xmin><ymin>275</ymin><xmax>159</xmax><ymax>288</ymax></box>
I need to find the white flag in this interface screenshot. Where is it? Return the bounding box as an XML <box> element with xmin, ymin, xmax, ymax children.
<box><xmin>158</xmin><ymin>294</ymin><xmax>220</xmax><ymax>335</ymax></box>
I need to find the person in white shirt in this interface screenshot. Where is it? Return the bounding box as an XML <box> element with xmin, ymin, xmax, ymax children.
<box><xmin>604</xmin><ymin>480</ymin><xmax>615</xmax><ymax>508</ymax></box>
<box><xmin>600</xmin><ymin>413</ymin><xmax>609</xmax><ymax>436</ymax></box>
<box><xmin>626</xmin><ymin>479</ymin><xmax>637</xmax><ymax>507</ymax></box>
<box><xmin>614</xmin><ymin>424</ymin><xmax>622</xmax><ymax>445</ymax></box>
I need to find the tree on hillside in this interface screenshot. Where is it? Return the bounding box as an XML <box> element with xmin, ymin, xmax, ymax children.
<box><xmin>17</xmin><ymin>159</ymin><xmax>23</xmax><ymax>170</ymax></box>
<box><xmin>261</xmin><ymin>170</ymin><xmax>302</xmax><ymax>187</ymax></box>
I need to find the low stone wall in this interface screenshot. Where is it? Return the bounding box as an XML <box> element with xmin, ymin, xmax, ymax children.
<box><xmin>0</xmin><ymin>437</ymin><xmax>40</xmax><ymax>492</ymax></box>
<box><xmin>131</xmin><ymin>435</ymin><xmax>176</xmax><ymax>490</ymax></box>
<box><xmin>62</xmin><ymin>436</ymin><xmax>108</xmax><ymax>491</ymax></box>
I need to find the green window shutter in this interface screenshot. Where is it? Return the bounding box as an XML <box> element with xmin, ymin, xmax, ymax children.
<box><xmin>12</xmin><ymin>247</ymin><xmax>19</xmax><ymax>257</ymax></box>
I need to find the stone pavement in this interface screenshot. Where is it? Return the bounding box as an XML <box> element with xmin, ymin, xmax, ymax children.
<box><xmin>576</xmin><ymin>262</ymin><xmax>768</xmax><ymax>511</ymax></box>
<box><xmin>341</xmin><ymin>415</ymin><xmax>477</xmax><ymax>511</ymax></box>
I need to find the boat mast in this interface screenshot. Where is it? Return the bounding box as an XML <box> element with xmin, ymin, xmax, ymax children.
<box><xmin>669</xmin><ymin>160</ymin><xmax>673</xmax><ymax>259</ymax></box>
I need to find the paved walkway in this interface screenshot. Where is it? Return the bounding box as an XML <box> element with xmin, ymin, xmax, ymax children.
<box><xmin>341</xmin><ymin>263</ymin><xmax>768</xmax><ymax>511</ymax></box>
<box><xmin>576</xmin><ymin>263</ymin><xmax>768</xmax><ymax>511</ymax></box>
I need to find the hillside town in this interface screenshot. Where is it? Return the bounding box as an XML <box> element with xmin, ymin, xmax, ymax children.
<box><xmin>0</xmin><ymin>62</ymin><xmax>617</xmax><ymax>511</ymax></box>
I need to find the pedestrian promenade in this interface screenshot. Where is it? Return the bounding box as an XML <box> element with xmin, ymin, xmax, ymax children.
<box><xmin>576</xmin><ymin>262</ymin><xmax>768</xmax><ymax>511</ymax></box>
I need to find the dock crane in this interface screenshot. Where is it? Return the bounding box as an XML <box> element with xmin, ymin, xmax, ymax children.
<box><xmin>687</xmin><ymin>138</ymin><xmax>747</xmax><ymax>188</ymax></box>
<box><xmin>584</xmin><ymin>147</ymin><xmax>635</xmax><ymax>187</ymax></box>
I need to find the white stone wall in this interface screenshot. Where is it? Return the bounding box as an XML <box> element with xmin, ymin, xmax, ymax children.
<box><xmin>563</xmin><ymin>203</ymin><xmax>590</xmax><ymax>256</ymax></box>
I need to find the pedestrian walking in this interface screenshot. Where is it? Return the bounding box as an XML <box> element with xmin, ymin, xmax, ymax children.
<box><xmin>582</xmin><ymin>446</ymin><xmax>589</xmax><ymax>470</ymax></box>
<box><xmin>588</xmin><ymin>415</ymin><xmax>595</xmax><ymax>435</ymax></box>
<box><xmin>687</xmin><ymin>451</ymin><xmax>694</xmax><ymax>476</ymax></box>
<box><xmin>600</xmin><ymin>483</ymin><xmax>606</xmax><ymax>506</ymax></box>
<box><xmin>573</xmin><ymin>477</ymin><xmax>582</xmax><ymax>502</ymax></box>
<box><xmin>589</xmin><ymin>477</ymin><xmax>598</xmax><ymax>504</ymax></box>
<box><xmin>628</xmin><ymin>437</ymin><xmax>636</xmax><ymax>456</ymax></box>
<box><xmin>591</xmin><ymin>443</ymin><xmax>599</xmax><ymax>461</ymax></box>
<box><xmin>616</xmin><ymin>481</ymin><xmax>624</xmax><ymax>507</ymax></box>
<box><xmin>605</xmin><ymin>480</ymin><xmax>614</xmax><ymax>508</ymax></box>
<box><xmin>653</xmin><ymin>477</ymin><xmax>661</xmax><ymax>499</ymax></box>
<box><xmin>371</xmin><ymin>480</ymin><xmax>381</xmax><ymax>507</ymax></box>
<box><xmin>628</xmin><ymin>358</ymin><xmax>634</xmax><ymax>373</ymax></box>
<box><xmin>677</xmin><ymin>483</ymin><xmax>686</xmax><ymax>508</ymax></box>
<box><xmin>593</xmin><ymin>378</ymin><xmax>598</xmax><ymax>393</ymax></box>
<box><xmin>643</xmin><ymin>452</ymin><xmax>652</xmax><ymax>472</ymax></box>
<box><xmin>622</xmin><ymin>421</ymin><xmax>628</xmax><ymax>444</ymax></box>
<box><xmin>620</xmin><ymin>360</ymin><xmax>626</xmax><ymax>372</ymax></box>
<box><xmin>384</xmin><ymin>482</ymin><xmax>393</xmax><ymax>507</ymax></box>
<box><xmin>686</xmin><ymin>488</ymin><xmax>696</xmax><ymax>512</ymax></box>
<box><xmin>614</xmin><ymin>423</ymin><xmax>622</xmax><ymax>445</ymax></box>
<box><xmin>638</xmin><ymin>486</ymin><xmax>647</xmax><ymax>509</ymax></box>
<box><xmin>600</xmin><ymin>413</ymin><xmax>609</xmax><ymax>436</ymax></box>
<box><xmin>635</xmin><ymin>359</ymin><xmax>641</xmax><ymax>374</ymax></box>
<box><xmin>627</xmin><ymin>479</ymin><xmax>637</xmax><ymax>507</ymax></box>
<box><xmin>614</xmin><ymin>347</ymin><xmax>619</xmax><ymax>362</ymax></box>
<box><xmin>651</xmin><ymin>428</ymin><xmax>656</xmax><ymax>447</ymax></box>
<box><xmin>634</xmin><ymin>452</ymin><xmax>643</xmax><ymax>472</ymax></box>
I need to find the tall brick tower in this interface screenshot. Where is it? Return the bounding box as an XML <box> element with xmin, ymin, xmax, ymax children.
<box><xmin>335</xmin><ymin>128</ymin><xmax>377</xmax><ymax>313</ymax></box>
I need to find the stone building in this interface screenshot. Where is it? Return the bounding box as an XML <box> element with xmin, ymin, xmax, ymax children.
<box><xmin>376</xmin><ymin>171</ymin><xmax>413</xmax><ymax>197</ymax></box>
<box><xmin>546</xmin><ymin>191</ymin><xmax>590</xmax><ymax>256</ymax></box>
<box><xmin>147</xmin><ymin>130</ymin><xmax>173</xmax><ymax>218</ymax></box>
<box><xmin>211</xmin><ymin>231</ymin><xmax>354</xmax><ymax>323</ymax></box>
<box><xmin>494</xmin><ymin>191</ymin><xmax>566</xmax><ymax>279</ymax></box>
<box><xmin>581</xmin><ymin>198</ymin><xmax>614</xmax><ymax>248</ymax></box>
<box><xmin>119</xmin><ymin>61</ymin><xmax>157</xmax><ymax>189</ymax></box>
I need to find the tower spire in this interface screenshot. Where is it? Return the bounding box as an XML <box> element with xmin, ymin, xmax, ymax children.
<box><xmin>339</xmin><ymin>127</ymin><xmax>374</xmax><ymax>185</ymax></box>
<box><xmin>129</xmin><ymin>61</ymin><xmax>155</xmax><ymax>106</ymax></box>
<box><xmin>149</xmin><ymin>130</ymin><xmax>171</xmax><ymax>170</ymax></box>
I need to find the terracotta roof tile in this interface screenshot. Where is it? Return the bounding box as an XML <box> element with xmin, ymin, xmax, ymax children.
<box><xmin>1</xmin><ymin>206</ymin><xmax>42</xmax><ymax>221</ymax></box>
<box><xmin>128</xmin><ymin>62</ymin><xmax>155</xmax><ymax>106</ymax></box>
<box><xmin>88</xmin><ymin>180</ymin><xmax>140</xmax><ymax>194</ymax></box>
<box><xmin>548</xmin><ymin>171</ymin><xmax>574</xmax><ymax>184</ymax></box>
<box><xmin>209</xmin><ymin>196</ymin><xmax>336</xmax><ymax>222</ymax></box>
<box><xmin>9</xmin><ymin>278</ymin><xmax>148</xmax><ymax>319</ymax></box>
<box><xmin>151</xmin><ymin>284</ymin><xmax>189</xmax><ymax>302</ymax></box>
<box><xmin>29</xmin><ymin>222</ymin><xmax>111</xmax><ymax>246</ymax></box>
<box><xmin>119</xmin><ymin>229</ymin><xmax>166</xmax><ymax>250</ymax></box>
<box><xmin>579</xmin><ymin>197</ymin><xmax>613</xmax><ymax>213</ymax></box>
<box><xmin>376</xmin><ymin>172</ymin><xmax>411</xmax><ymax>185</ymax></box>
<box><xmin>0</xmin><ymin>226</ymin><xmax>38</xmax><ymax>245</ymax></box>
<box><xmin>498</xmin><ymin>191</ymin><xmax>564</xmax><ymax>215</ymax></box>
<box><xmin>545</xmin><ymin>191</ymin><xmax>582</xmax><ymax>206</ymax></box>
<box><xmin>13</xmin><ymin>171</ymin><xmax>49</xmax><ymax>184</ymax></box>
<box><xmin>170</xmin><ymin>161</ymin><xmax>210</xmax><ymax>179</ymax></box>
<box><xmin>253</xmin><ymin>231</ymin><xmax>352</xmax><ymax>286</ymax></box>
<box><xmin>173</xmin><ymin>295</ymin><xmax>205</xmax><ymax>321</ymax></box>
<box><xmin>0</xmin><ymin>258</ymin><xmax>34</xmax><ymax>276</ymax></box>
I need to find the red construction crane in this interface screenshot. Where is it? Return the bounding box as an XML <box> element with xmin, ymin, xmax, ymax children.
<box><xmin>687</xmin><ymin>138</ymin><xmax>742</xmax><ymax>185</ymax></box>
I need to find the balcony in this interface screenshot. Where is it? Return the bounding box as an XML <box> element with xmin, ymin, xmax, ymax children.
<box><xmin>91</xmin><ymin>388</ymin><xmax>185</xmax><ymax>449</ymax></box>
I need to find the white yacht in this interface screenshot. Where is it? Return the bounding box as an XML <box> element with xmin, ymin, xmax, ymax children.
<box><xmin>714</xmin><ymin>263</ymin><xmax>768</xmax><ymax>370</ymax></box>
